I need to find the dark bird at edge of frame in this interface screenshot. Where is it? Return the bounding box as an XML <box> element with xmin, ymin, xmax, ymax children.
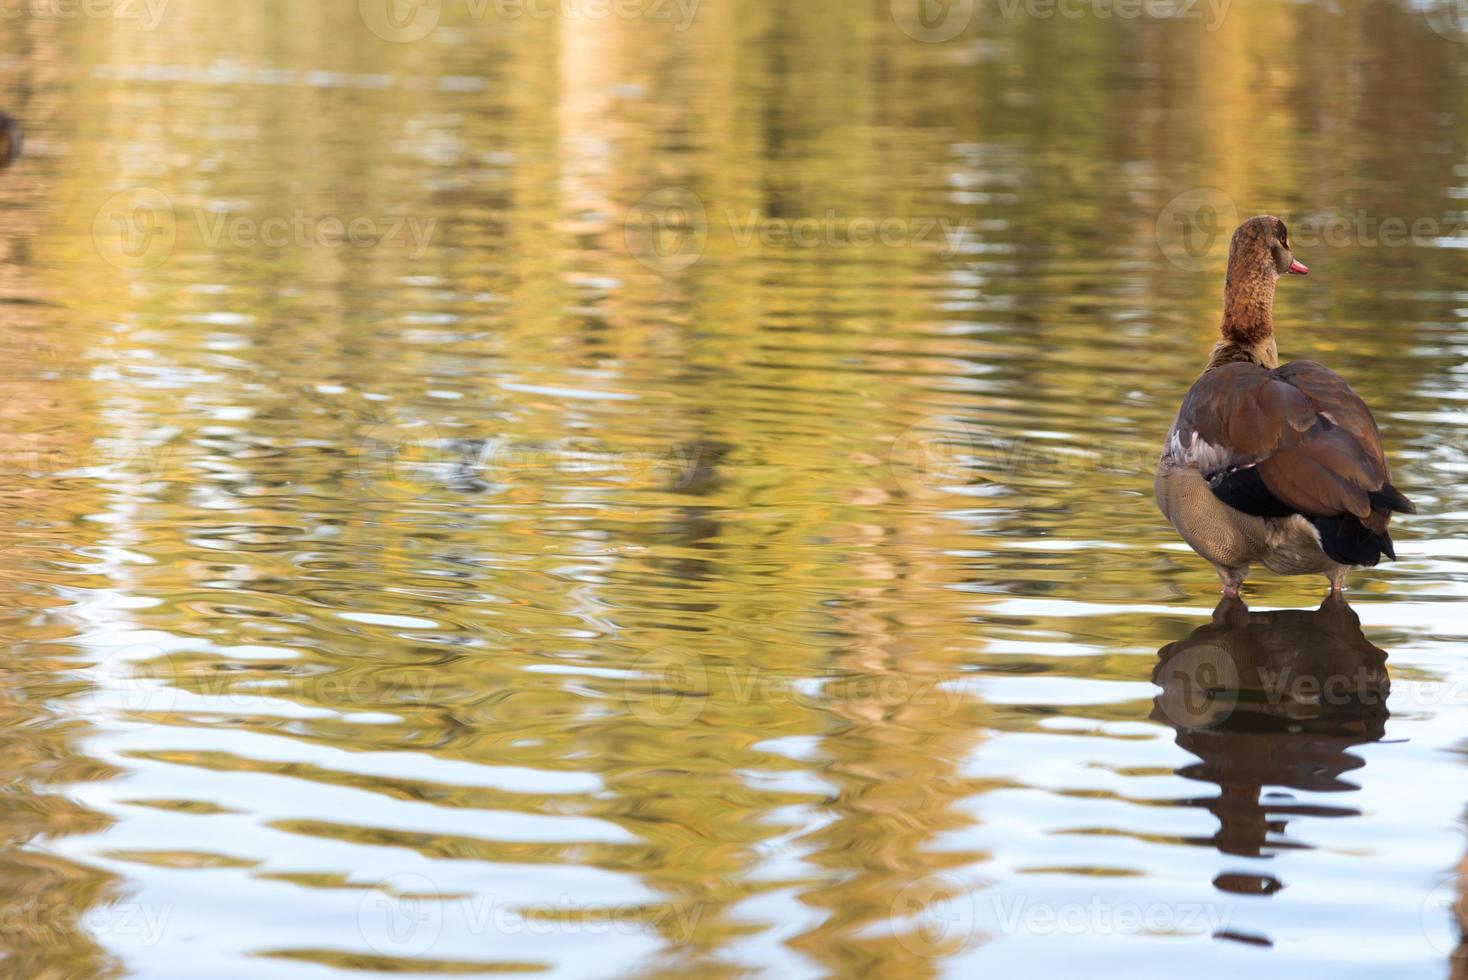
<box><xmin>0</xmin><ymin>113</ymin><xmax>22</xmax><ymax>169</ymax></box>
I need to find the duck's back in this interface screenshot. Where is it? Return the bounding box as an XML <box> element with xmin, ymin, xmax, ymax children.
<box><xmin>1160</xmin><ymin>359</ymin><xmax>1413</xmax><ymax>567</ymax></box>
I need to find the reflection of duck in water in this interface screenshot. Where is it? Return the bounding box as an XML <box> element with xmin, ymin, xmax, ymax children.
<box><xmin>1447</xmin><ymin>848</ymin><xmax>1468</xmax><ymax>980</ymax></box>
<box><xmin>1152</xmin><ymin>595</ymin><xmax>1388</xmax><ymax>892</ymax></box>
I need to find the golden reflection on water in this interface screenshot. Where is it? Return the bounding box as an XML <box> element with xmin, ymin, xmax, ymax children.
<box><xmin>0</xmin><ymin>1</ymin><xmax>1463</xmax><ymax>977</ymax></box>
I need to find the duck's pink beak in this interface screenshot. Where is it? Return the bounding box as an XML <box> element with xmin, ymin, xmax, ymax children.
<box><xmin>1287</xmin><ymin>259</ymin><xmax>1309</xmax><ymax>275</ymax></box>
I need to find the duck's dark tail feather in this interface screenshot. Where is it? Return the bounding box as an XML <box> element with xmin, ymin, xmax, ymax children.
<box><xmin>1370</xmin><ymin>483</ymin><xmax>1417</xmax><ymax>515</ymax></box>
<box><xmin>1311</xmin><ymin>515</ymin><xmax>1393</xmax><ymax>566</ymax></box>
<box><xmin>1311</xmin><ymin>483</ymin><xmax>1414</xmax><ymax>567</ymax></box>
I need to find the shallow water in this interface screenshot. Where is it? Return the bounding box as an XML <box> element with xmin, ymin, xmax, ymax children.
<box><xmin>0</xmin><ymin>2</ymin><xmax>1465</xmax><ymax>977</ymax></box>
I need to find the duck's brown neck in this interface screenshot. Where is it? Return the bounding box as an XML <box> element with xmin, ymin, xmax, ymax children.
<box><xmin>1212</xmin><ymin>268</ymin><xmax>1279</xmax><ymax>369</ymax></box>
<box><xmin>1207</xmin><ymin>337</ymin><xmax>1278</xmax><ymax>371</ymax></box>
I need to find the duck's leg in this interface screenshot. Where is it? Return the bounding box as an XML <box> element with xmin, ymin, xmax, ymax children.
<box><xmin>1214</xmin><ymin>563</ymin><xmax>1249</xmax><ymax>598</ymax></box>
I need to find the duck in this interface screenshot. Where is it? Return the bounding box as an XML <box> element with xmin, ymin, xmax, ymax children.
<box><xmin>1154</xmin><ymin>215</ymin><xmax>1415</xmax><ymax>596</ymax></box>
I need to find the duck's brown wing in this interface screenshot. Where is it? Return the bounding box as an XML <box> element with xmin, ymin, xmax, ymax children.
<box><xmin>1167</xmin><ymin>360</ymin><xmax>1414</xmax><ymax>566</ymax></box>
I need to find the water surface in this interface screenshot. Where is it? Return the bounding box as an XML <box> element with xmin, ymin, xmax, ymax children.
<box><xmin>0</xmin><ymin>2</ymin><xmax>1465</xmax><ymax>977</ymax></box>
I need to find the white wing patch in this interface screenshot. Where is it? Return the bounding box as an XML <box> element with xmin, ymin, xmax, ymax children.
<box><xmin>1166</xmin><ymin>428</ymin><xmax>1236</xmax><ymax>476</ymax></box>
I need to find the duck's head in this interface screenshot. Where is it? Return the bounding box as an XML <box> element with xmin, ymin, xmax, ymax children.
<box><xmin>1218</xmin><ymin>216</ymin><xmax>1307</xmax><ymax>355</ymax></box>
<box><xmin>1227</xmin><ymin>215</ymin><xmax>1307</xmax><ymax>283</ymax></box>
